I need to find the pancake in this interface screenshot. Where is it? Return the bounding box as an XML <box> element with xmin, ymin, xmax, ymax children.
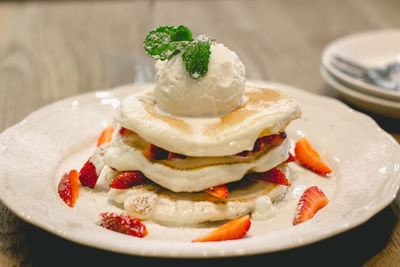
<box><xmin>108</xmin><ymin>164</ymin><xmax>290</xmax><ymax>225</ymax></box>
<box><xmin>116</xmin><ymin>84</ymin><xmax>301</xmax><ymax>157</ymax></box>
<box><xmin>104</xmin><ymin>128</ymin><xmax>291</xmax><ymax>192</ymax></box>
<box><xmin>92</xmin><ymin>82</ymin><xmax>300</xmax><ymax>225</ymax></box>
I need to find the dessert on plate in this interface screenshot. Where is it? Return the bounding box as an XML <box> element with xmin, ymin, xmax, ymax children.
<box><xmin>93</xmin><ymin>26</ymin><xmax>300</xmax><ymax>225</ymax></box>
<box><xmin>58</xmin><ymin>25</ymin><xmax>331</xmax><ymax>241</ymax></box>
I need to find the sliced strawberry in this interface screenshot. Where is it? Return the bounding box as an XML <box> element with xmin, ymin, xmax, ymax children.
<box><xmin>118</xmin><ymin>127</ymin><xmax>126</xmax><ymax>136</ymax></box>
<box><xmin>100</xmin><ymin>212</ymin><xmax>148</xmax><ymax>238</ymax></box>
<box><xmin>142</xmin><ymin>144</ymin><xmax>169</xmax><ymax>160</ymax></box>
<box><xmin>119</xmin><ymin>127</ymin><xmax>134</xmax><ymax>137</ymax></box>
<box><xmin>252</xmin><ymin>137</ymin><xmax>265</xmax><ymax>152</ymax></box>
<box><xmin>237</xmin><ymin>131</ymin><xmax>287</xmax><ymax>156</ymax></box>
<box><xmin>192</xmin><ymin>215</ymin><xmax>251</xmax><ymax>242</ymax></box>
<box><xmin>79</xmin><ymin>158</ymin><xmax>98</xmax><ymax>188</ymax></box>
<box><xmin>263</xmin><ymin>131</ymin><xmax>287</xmax><ymax>146</ymax></box>
<box><xmin>250</xmin><ymin>168</ymin><xmax>291</xmax><ymax>186</ymax></box>
<box><xmin>294</xmin><ymin>138</ymin><xmax>332</xmax><ymax>176</ymax></box>
<box><xmin>285</xmin><ymin>152</ymin><xmax>296</xmax><ymax>163</ymax></box>
<box><xmin>293</xmin><ymin>186</ymin><xmax>329</xmax><ymax>225</ymax></box>
<box><xmin>279</xmin><ymin>131</ymin><xmax>287</xmax><ymax>139</ymax></box>
<box><xmin>109</xmin><ymin>171</ymin><xmax>148</xmax><ymax>189</ymax></box>
<box><xmin>58</xmin><ymin>170</ymin><xmax>80</xmax><ymax>207</ymax></box>
<box><xmin>97</xmin><ymin>125</ymin><xmax>114</xmax><ymax>147</ymax></box>
<box><xmin>143</xmin><ymin>144</ymin><xmax>187</xmax><ymax>160</ymax></box>
<box><xmin>168</xmin><ymin>152</ymin><xmax>187</xmax><ymax>159</ymax></box>
<box><xmin>236</xmin><ymin>150</ymin><xmax>253</xmax><ymax>157</ymax></box>
<box><xmin>205</xmin><ymin>184</ymin><xmax>228</xmax><ymax>199</ymax></box>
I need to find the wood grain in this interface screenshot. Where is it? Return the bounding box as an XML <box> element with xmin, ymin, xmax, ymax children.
<box><xmin>0</xmin><ymin>0</ymin><xmax>399</xmax><ymax>266</ymax></box>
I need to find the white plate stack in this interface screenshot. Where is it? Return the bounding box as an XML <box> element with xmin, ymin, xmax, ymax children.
<box><xmin>321</xmin><ymin>29</ymin><xmax>400</xmax><ymax>119</ymax></box>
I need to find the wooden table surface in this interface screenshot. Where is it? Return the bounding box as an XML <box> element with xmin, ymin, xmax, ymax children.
<box><xmin>0</xmin><ymin>0</ymin><xmax>399</xmax><ymax>266</ymax></box>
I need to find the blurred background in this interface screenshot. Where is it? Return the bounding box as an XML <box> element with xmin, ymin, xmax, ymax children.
<box><xmin>0</xmin><ymin>0</ymin><xmax>399</xmax><ymax>266</ymax></box>
<box><xmin>0</xmin><ymin>0</ymin><xmax>399</xmax><ymax>136</ymax></box>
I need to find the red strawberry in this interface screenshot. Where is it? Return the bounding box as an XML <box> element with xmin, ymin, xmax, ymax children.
<box><xmin>119</xmin><ymin>127</ymin><xmax>133</xmax><ymax>137</ymax></box>
<box><xmin>168</xmin><ymin>152</ymin><xmax>187</xmax><ymax>159</ymax></box>
<box><xmin>274</xmin><ymin>131</ymin><xmax>288</xmax><ymax>145</ymax></box>
<box><xmin>236</xmin><ymin>150</ymin><xmax>253</xmax><ymax>157</ymax></box>
<box><xmin>260</xmin><ymin>131</ymin><xmax>287</xmax><ymax>147</ymax></box>
<box><xmin>100</xmin><ymin>212</ymin><xmax>148</xmax><ymax>238</ymax></box>
<box><xmin>97</xmin><ymin>125</ymin><xmax>114</xmax><ymax>147</ymax></box>
<box><xmin>205</xmin><ymin>184</ymin><xmax>228</xmax><ymax>199</ymax></box>
<box><xmin>294</xmin><ymin>138</ymin><xmax>332</xmax><ymax>176</ymax></box>
<box><xmin>192</xmin><ymin>215</ymin><xmax>251</xmax><ymax>242</ymax></box>
<box><xmin>252</xmin><ymin>137</ymin><xmax>265</xmax><ymax>152</ymax></box>
<box><xmin>58</xmin><ymin>170</ymin><xmax>80</xmax><ymax>207</ymax></box>
<box><xmin>79</xmin><ymin>158</ymin><xmax>98</xmax><ymax>188</ymax></box>
<box><xmin>293</xmin><ymin>186</ymin><xmax>329</xmax><ymax>225</ymax></box>
<box><xmin>109</xmin><ymin>171</ymin><xmax>148</xmax><ymax>189</ymax></box>
<box><xmin>285</xmin><ymin>152</ymin><xmax>296</xmax><ymax>163</ymax></box>
<box><xmin>142</xmin><ymin>144</ymin><xmax>170</xmax><ymax>160</ymax></box>
<box><xmin>119</xmin><ymin>127</ymin><xmax>127</xmax><ymax>136</ymax></box>
<box><xmin>143</xmin><ymin>144</ymin><xmax>187</xmax><ymax>160</ymax></box>
<box><xmin>239</xmin><ymin>131</ymin><xmax>287</xmax><ymax>156</ymax></box>
<box><xmin>250</xmin><ymin>168</ymin><xmax>291</xmax><ymax>186</ymax></box>
<box><xmin>236</xmin><ymin>136</ymin><xmax>264</xmax><ymax>156</ymax></box>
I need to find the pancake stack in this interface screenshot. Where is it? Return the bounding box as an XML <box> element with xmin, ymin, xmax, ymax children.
<box><xmin>98</xmin><ymin>83</ymin><xmax>301</xmax><ymax>225</ymax></box>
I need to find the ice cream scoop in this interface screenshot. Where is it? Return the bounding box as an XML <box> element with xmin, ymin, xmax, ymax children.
<box><xmin>154</xmin><ymin>42</ymin><xmax>246</xmax><ymax>117</ymax></box>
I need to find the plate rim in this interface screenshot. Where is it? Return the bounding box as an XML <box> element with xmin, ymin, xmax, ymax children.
<box><xmin>320</xmin><ymin>66</ymin><xmax>400</xmax><ymax>119</ymax></box>
<box><xmin>321</xmin><ymin>29</ymin><xmax>400</xmax><ymax>101</ymax></box>
<box><xmin>0</xmin><ymin>81</ymin><xmax>400</xmax><ymax>258</ymax></box>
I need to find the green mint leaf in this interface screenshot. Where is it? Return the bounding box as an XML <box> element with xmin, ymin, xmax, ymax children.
<box><xmin>181</xmin><ymin>35</ymin><xmax>211</xmax><ymax>79</ymax></box>
<box><xmin>170</xmin><ymin>25</ymin><xmax>193</xmax><ymax>42</ymax></box>
<box><xmin>144</xmin><ymin>25</ymin><xmax>192</xmax><ymax>61</ymax></box>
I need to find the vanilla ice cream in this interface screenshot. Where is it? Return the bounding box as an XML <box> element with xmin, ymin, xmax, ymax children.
<box><xmin>154</xmin><ymin>42</ymin><xmax>246</xmax><ymax>117</ymax></box>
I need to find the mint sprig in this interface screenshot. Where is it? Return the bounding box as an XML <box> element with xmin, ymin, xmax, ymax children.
<box><xmin>143</xmin><ymin>26</ymin><xmax>192</xmax><ymax>61</ymax></box>
<box><xmin>182</xmin><ymin>35</ymin><xmax>211</xmax><ymax>79</ymax></box>
<box><xmin>144</xmin><ymin>26</ymin><xmax>211</xmax><ymax>79</ymax></box>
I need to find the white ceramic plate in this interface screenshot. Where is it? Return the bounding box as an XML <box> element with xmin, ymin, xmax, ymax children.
<box><xmin>0</xmin><ymin>81</ymin><xmax>399</xmax><ymax>258</ymax></box>
<box><xmin>322</xmin><ymin>29</ymin><xmax>400</xmax><ymax>101</ymax></box>
<box><xmin>320</xmin><ymin>66</ymin><xmax>400</xmax><ymax>119</ymax></box>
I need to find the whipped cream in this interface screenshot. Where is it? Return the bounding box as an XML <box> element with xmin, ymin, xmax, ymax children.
<box><xmin>154</xmin><ymin>42</ymin><xmax>246</xmax><ymax>117</ymax></box>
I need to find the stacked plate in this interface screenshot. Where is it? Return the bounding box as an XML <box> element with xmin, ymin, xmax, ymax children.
<box><xmin>321</xmin><ymin>29</ymin><xmax>400</xmax><ymax>119</ymax></box>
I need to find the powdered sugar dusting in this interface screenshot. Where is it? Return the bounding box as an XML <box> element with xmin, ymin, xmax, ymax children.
<box><xmin>195</xmin><ymin>35</ymin><xmax>211</xmax><ymax>43</ymax></box>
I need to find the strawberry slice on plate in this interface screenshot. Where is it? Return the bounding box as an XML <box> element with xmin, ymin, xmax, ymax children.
<box><xmin>100</xmin><ymin>212</ymin><xmax>148</xmax><ymax>238</ymax></box>
<box><xmin>205</xmin><ymin>184</ymin><xmax>228</xmax><ymax>199</ymax></box>
<box><xmin>293</xmin><ymin>186</ymin><xmax>329</xmax><ymax>225</ymax></box>
<box><xmin>109</xmin><ymin>171</ymin><xmax>148</xmax><ymax>189</ymax></box>
<box><xmin>58</xmin><ymin>170</ymin><xmax>80</xmax><ymax>207</ymax></box>
<box><xmin>79</xmin><ymin>158</ymin><xmax>98</xmax><ymax>188</ymax></box>
<box><xmin>97</xmin><ymin>125</ymin><xmax>114</xmax><ymax>147</ymax></box>
<box><xmin>192</xmin><ymin>215</ymin><xmax>251</xmax><ymax>242</ymax></box>
<box><xmin>294</xmin><ymin>137</ymin><xmax>332</xmax><ymax>176</ymax></box>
